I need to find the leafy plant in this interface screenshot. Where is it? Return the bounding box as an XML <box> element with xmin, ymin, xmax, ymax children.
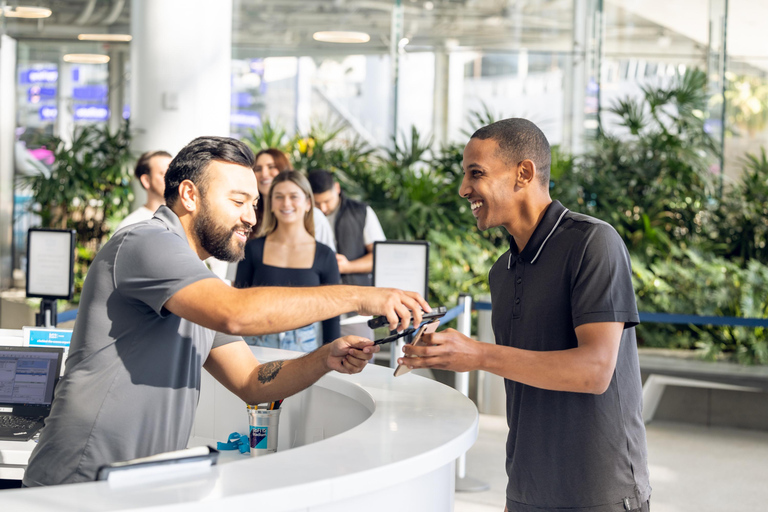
<box><xmin>19</xmin><ymin>121</ymin><xmax>134</xmax><ymax>301</ymax></box>
<box><xmin>551</xmin><ymin>69</ymin><xmax>720</xmax><ymax>260</ymax></box>
<box><xmin>707</xmin><ymin>149</ymin><xmax>768</xmax><ymax>263</ymax></box>
<box><xmin>336</xmin><ymin>125</ymin><xmax>506</xmax><ymax>307</ymax></box>
<box><xmin>632</xmin><ymin>252</ymin><xmax>768</xmax><ymax>364</ymax></box>
<box><xmin>240</xmin><ymin>118</ymin><xmax>290</xmax><ymax>154</ymax></box>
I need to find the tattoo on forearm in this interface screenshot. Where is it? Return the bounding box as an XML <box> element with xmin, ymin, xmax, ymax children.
<box><xmin>258</xmin><ymin>360</ymin><xmax>284</xmax><ymax>384</ymax></box>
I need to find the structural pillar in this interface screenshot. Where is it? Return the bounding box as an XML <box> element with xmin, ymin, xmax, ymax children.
<box><xmin>0</xmin><ymin>35</ymin><xmax>17</xmax><ymax>289</ymax></box>
<box><xmin>130</xmin><ymin>0</ymin><xmax>232</xmax><ymax>156</ymax></box>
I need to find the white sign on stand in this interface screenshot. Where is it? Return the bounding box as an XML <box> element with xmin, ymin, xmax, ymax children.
<box><xmin>372</xmin><ymin>241</ymin><xmax>429</xmax><ymax>299</ymax></box>
<box><xmin>26</xmin><ymin>228</ymin><xmax>76</xmax><ymax>300</ymax></box>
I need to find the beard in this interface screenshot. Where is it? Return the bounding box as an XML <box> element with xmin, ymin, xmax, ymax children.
<box><xmin>193</xmin><ymin>203</ymin><xmax>251</xmax><ymax>263</ymax></box>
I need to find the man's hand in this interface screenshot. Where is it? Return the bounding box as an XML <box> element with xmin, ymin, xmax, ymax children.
<box><xmin>335</xmin><ymin>254</ymin><xmax>351</xmax><ymax>273</ymax></box>
<box><xmin>325</xmin><ymin>336</ymin><xmax>380</xmax><ymax>374</ymax></box>
<box><xmin>357</xmin><ymin>288</ymin><xmax>431</xmax><ymax>332</ymax></box>
<box><xmin>398</xmin><ymin>328</ymin><xmax>484</xmax><ymax>373</ymax></box>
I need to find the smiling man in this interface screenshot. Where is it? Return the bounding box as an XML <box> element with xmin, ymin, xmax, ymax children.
<box><xmin>116</xmin><ymin>150</ymin><xmax>172</xmax><ymax>231</ymax></box>
<box><xmin>399</xmin><ymin>119</ymin><xmax>651</xmax><ymax>512</ymax></box>
<box><xmin>23</xmin><ymin>136</ymin><xmax>429</xmax><ymax>486</ymax></box>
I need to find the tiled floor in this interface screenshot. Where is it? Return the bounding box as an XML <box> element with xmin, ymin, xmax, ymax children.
<box><xmin>454</xmin><ymin>415</ymin><xmax>768</xmax><ymax>512</ymax></box>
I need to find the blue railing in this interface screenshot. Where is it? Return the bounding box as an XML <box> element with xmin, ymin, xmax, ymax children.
<box><xmin>442</xmin><ymin>301</ymin><xmax>768</xmax><ymax>329</ymax></box>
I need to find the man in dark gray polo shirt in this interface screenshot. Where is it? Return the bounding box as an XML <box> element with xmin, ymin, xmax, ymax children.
<box><xmin>23</xmin><ymin>136</ymin><xmax>429</xmax><ymax>486</ymax></box>
<box><xmin>400</xmin><ymin>119</ymin><xmax>651</xmax><ymax>512</ymax></box>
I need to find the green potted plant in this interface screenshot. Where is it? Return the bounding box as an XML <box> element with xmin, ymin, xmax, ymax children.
<box><xmin>18</xmin><ymin>121</ymin><xmax>134</xmax><ymax>301</ymax></box>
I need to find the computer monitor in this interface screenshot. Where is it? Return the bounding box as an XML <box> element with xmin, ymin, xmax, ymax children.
<box><xmin>25</xmin><ymin>228</ymin><xmax>76</xmax><ymax>301</ymax></box>
<box><xmin>0</xmin><ymin>345</ymin><xmax>63</xmax><ymax>408</ymax></box>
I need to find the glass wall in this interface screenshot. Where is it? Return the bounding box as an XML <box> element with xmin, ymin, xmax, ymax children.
<box><xmin>398</xmin><ymin>0</ymin><xmax>575</xmax><ymax>147</ymax></box>
<box><xmin>230</xmin><ymin>0</ymin><xmax>584</xmax><ymax>152</ymax></box>
<box><xmin>12</xmin><ymin>40</ymin><xmax>127</xmax><ymax>273</ymax></box>
<box><xmin>722</xmin><ymin>0</ymin><xmax>768</xmax><ymax>180</ymax></box>
<box><xmin>4</xmin><ymin>0</ymin><xmax>768</xmax><ymax>284</ymax></box>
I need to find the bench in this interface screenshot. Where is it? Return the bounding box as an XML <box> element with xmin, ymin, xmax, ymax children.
<box><xmin>639</xmin><ymin>349</ymin><xmax>768</xmax><ymax>424</ymax></box>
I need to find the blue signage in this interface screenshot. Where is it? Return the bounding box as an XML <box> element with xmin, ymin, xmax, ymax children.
<box><xmin>230</xmin><ymin>111</ymin><xmax>261</xmax><ymax>128</ymax></box>
<box><xmin>19</xmin><ymin>68</ymin><xmax>58</xmax><ymax>84</ymax></box>
<box><xmin>74</xmin><ymin>104</ymin><xmax>110</xmax><ymax>121</ymax></box>
<box><xmin>233</xmin><ymin>92</ymin><xmax>254</xmax><ymax>108</ymax></box>
<box><xmin>26</xmin><ymin>328</ymin><xmax>72</xmax><ymax>348</ymax></box>
<box><xmin>28</xmin><ymin>86</ymin><xmax>57</xmax><ymax>103</ymax></box>
<box><xmin>73</xmin><ymin>84</ymin><xmax>108</xmax><ymax>101</ymax></box>
<box><xmin>39</xmin><ymin>106</ymin><xmax>58</xmax><ymax>121</ymax></box>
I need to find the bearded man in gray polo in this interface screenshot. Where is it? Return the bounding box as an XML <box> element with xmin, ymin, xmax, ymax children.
<box><xmin>24</xmin><ymin>136</ymin><xmax>429</xmax><ymax>486</ymax></box>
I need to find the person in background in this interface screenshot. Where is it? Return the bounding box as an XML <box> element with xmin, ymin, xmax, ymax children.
<box><xmin>235</xmin><ymin>171</ymin><xmax>340</xmax><ymax>351</ymax></box>
<box><xmin>253</xmin><ymin>148</ymin><xmax>335</xmax><ymax>251</ymax></box>
<box><xmin>307</xmin><ymin>169</ymin><xmax>386</xmax><ymax>286</ymax></box>
<box><xmin>23</xmin><ymin>136</ymin><xmax>429</xmax><ymax>486</ymax></box>
<box><xmin>398</xmin><ymin>118</ymin><xmax>651</xmax><ymax>512</ymax></box>
<box><xmin>116</xmin><ymin>150</ymin><xmax>172</xmax><ymax>231</ymax></box>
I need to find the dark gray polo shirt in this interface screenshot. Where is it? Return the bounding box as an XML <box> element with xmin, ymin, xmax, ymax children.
<box><xmin>489</xmin><ymin>200</ymin><xmax>650</xmax><ymax>512</ymax></box>
<box><xmin>24</xmin><ymin>206</ymin><xmax>240</xmax><ymax>486</ymax></box>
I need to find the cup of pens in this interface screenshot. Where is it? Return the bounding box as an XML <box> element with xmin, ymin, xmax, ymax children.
<box><xmin>247</xmin><ymin>400</ymin><xmax>283</xmax><ymax>457</ymax></box>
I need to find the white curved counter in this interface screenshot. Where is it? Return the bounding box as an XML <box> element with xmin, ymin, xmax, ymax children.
<box><xmin>2</xmin><ymin>346</ymin><xmax>479</xmax><ymax>511</ymax></box>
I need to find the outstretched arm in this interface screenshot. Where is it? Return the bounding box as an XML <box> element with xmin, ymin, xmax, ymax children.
<box><xmin>204</xmin><ymin>337</ymin><xmax>378</xmax><ymax>405</ymax></box>
<box><xmin>164</xmin><ymin>277</ymin><xmax>430</xmax><ymax>336</ymax></box>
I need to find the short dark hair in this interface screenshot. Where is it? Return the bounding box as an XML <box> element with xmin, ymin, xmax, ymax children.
<box><xmin>254</xmin><ymin>148</ymin><xmax>292</xmax><ymax>172</ymax></box>
<box><xmin>164</xmin><ymin>136</ymin><xmax>255</xmax><ymax>208</ymax></box>
<box><xmin>471</xmin><ymin>118</ymin><xmax>551</xmax><ymax>186</ymax></box>
<box><xmin>135</xmin><ymin>150</ymin><xmax>171</xmax><ymax>180</ymax></box>
<box><xmin>307</xmin><ymin>169</ymin><xmax>336</xmax><ymax>195</ymax></box>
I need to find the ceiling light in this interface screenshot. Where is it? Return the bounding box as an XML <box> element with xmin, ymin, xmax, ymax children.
<box><xmin>63</xmin><ymin>54</ymin><xmax>110</xmax><ymax>64</ymax></box>
<box><xmin>1</xmin><ymin>6</ymin><xmax>52</xmax><ymax>18</ymax></box>
<box><xmin>78</xmin><ymin>34</ymin><xmax>132</xmax><ymax>42</ymax></box>
<box><xmin>312</xmin><ymin>31</ymin><xmax>370</xmax><ymax>44</ymax></box>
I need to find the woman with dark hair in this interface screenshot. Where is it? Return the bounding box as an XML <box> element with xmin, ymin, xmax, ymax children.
<box><xmin>252</xmin><ymin>149</ymin><xmax>335</xmax><ymax>251</ymax></box>
<box><xmin>234</xmin><ymin>171</ymin><xmax>341</xmax><ymax>351</ymax></box>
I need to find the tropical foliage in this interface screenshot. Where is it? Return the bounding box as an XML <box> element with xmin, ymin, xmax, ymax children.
<box><xmin>242</xmin><ymin>121</ymin><xmax>507</xmax><ymax>310</ymax></box>
<box><xmin>20</xmin><ymin>121</ymin><xmax>134</xmax><ymax>300</ymax></box>
<box><xmin>552</xmin><ymin>69</ymin><xmax>768</xmax><ymax>363</ymax></box>
<box><xmin>244</xmin><ymin>70</ymin><xmax>768</xmax><ymax>362</ymax></box>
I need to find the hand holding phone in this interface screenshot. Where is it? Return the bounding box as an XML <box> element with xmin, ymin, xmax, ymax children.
<box><xmin>393</xmin><ymin>320</ymin><xmax>440</xmax><ymax>377</ymax></box>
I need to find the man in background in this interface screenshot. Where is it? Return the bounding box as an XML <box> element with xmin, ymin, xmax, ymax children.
<box><xmin>308</xmin><ymin>169</ymin><xmax>385</xmax><ymax>286</ymax></box>
<box><xmin>116</xmin><ymin>150</ymin><xmax>172</xmax><ymax>231</ymax></box>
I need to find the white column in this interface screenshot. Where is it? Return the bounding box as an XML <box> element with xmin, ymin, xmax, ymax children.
<box><xmin>130</xmin><ymin>0</ymin><xmax>233</xmax><ymax>155</ymax></box>
<box><xmin>432</xmin><ymin>49</ymin><xmax>449</xmax><ymax>146</ymax></box>
<box><xmin>295</xmin><ymin>57</ymin><xmax>313</xmax><ymax>135</ymax></box>
<box><xmin>0</xmin><ymin>36</ymin><xmax>17</xmax><ymax>288</ymax></box>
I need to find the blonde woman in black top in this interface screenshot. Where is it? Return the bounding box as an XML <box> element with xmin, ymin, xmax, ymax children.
<box><xmin>235</xmin><ymin>171</ymin><xmax>341</xmax><ymax>350</ymax></box>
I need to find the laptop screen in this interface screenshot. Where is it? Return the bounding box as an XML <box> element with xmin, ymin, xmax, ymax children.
<box><xmin>0</xmin><ymin>346</ymin><xmax>63</xmax><ymax>407</ymax></box>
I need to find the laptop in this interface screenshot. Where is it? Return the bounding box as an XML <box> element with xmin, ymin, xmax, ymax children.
<box><xmin>0</xmin><ymin>346</ymin><xmax>64</xmax><ymax>441</ymax></box>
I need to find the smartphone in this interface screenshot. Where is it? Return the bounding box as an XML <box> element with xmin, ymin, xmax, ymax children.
<box><xmin>393</xmin><ymin>320</ymin><xmax>440</xmax><ymax>377</ymax></box>
<box><xmin>367</xmin><ymin>306</ymin><xmax>447</xmax><ymax>330</ymax></box>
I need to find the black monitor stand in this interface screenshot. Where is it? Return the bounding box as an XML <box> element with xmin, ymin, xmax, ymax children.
<box><xmin>36</xmin><ymin>298</ymin><xmax>58</xmax><ymax>327</ymax></box>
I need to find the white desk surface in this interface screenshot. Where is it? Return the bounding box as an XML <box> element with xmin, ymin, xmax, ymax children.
<box><xmin>1</xmin><ymin>346</ymin><xmax>478</xmax><ymax>511</ymax></box>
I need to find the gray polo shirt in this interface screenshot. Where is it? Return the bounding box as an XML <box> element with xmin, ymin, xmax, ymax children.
<box><xmin>23</xmin><ymin>206</ymin><xmax>240</xmax><ymax>486</ymax></box>
<box><xmin>489</xmin><ymin>200</ymin><xmax>650</xmax><ymax>512</ymax></box>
